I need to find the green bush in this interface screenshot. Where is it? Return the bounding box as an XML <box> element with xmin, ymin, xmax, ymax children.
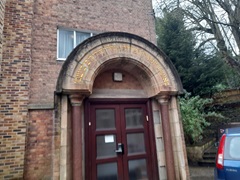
<box><xmin>179</xmin><ymin>92</ymin><xmax>222</xmax><ymax>144</ymax></box>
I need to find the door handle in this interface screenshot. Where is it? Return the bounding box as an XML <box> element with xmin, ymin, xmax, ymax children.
<box><xmin>115</xmin><ymin>143</ymin><xmax>124</xmax><ymax>154</ymax></box>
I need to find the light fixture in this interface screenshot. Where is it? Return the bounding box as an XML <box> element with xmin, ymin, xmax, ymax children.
<box><xmin>113</xmin><ymin>72</ymin><xmax>123</xmax><ymax>82</ymax></box>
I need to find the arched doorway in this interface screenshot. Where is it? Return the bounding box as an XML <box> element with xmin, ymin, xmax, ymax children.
<box><xmin>56</xmin><ymin>32</ymin><xmax>189</xmax><ymax>180</ymax></box>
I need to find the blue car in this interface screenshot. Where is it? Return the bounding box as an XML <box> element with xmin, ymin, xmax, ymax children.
<box><xmin>214</xmin><ymin>133</ymin><xmax>240</xmax><ymax>180</ymax></box>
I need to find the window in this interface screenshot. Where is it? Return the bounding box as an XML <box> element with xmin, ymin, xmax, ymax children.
<box><xmin>57</xmin><ymin>28</ymin><xmax>95</xmax><ymax>60</ymax></box>
<box><xmin>225</xmin><ymin>136</ymin><xmax>240</xmax><ymax>160</ymax></box>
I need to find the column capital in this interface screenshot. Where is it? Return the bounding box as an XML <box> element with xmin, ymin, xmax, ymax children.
<box><xmin>69</xmin><ymin>94</ymin><xmax>85</xmax><ymax>106</ymax></box>
<box><xmin>156</xmin><ymin>95</ymin><xmax>170</xmax><ymax>105</ymax></box>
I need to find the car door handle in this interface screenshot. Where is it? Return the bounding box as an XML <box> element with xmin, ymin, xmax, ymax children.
<box><xmin>115</xmin><ymin>143</ymin><xmax>124</xmax><ymax>154</ymax></box>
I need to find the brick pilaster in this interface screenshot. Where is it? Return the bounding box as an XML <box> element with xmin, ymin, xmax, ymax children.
<box><xmin>0</xmin><ymin>0</ymin><xmax>6</xmax><ymax>72</ymax></box>
<box><xmin>0</xmin><ymin>0</ymin><xmax>33</xmax><ymax>179</ymax></box>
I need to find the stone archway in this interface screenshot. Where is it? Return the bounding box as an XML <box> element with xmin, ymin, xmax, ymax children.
<box><xmin>56</xmin><ymin>32</ymin><xmax>188</xmax><ymax>180</ymax></box>
<box><xmin>56</xmin><ymin>32</ymin><xmax>182</xmax><ymax>95</ymax></box>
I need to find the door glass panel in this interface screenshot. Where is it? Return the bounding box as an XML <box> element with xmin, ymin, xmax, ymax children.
<box><xmin>125</xmin><ymin>108</ymin><xmax>143</xmax><ymax>128</ymax></box>
<box><xmin>96</xmin><ymin>109</ymin><xmax>115</xmax><ymax>130</ymax></box>
<box><xmin>97</xmin><ymin>162</ymin><xmax>118</xmax><ymax>180</ymax></box>
<box><xmin>128</xmin><ymin>159</ymin><xmax>148</xmax><ymax>180</ymax></box>
<box><xmin>127</xmin><ymin>133</ymin><xmax>145</xmax><ymax>154</ymax></box>
<box><xmin>97</xmin><ymin>135</ymin><xmax>116</xmax><ymax>158</ymax></box>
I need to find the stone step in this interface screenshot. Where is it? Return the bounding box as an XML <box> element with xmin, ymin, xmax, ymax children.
<box><xmin>203</xmin><ymin>151</ymin><xmax>216</xmax><ymax>155</ymax></box>
<box><xmin>202</xmin><ymin>154</ymin><xmax>216</xmax><ymax>160</ymax></box>
<box><xmin>204</xmin><ymin>145</ymin><xmax>218</xmax><ymax>153</ymax></box>
<box><xmin>198</xmin><ymin>159</ymin><xmax>215</xmax><ymax>167</ymax></box>
<box><xmin>202</xmin><ymin>144</ymin><xmax>217</xmax><ymax>160</ymax></box>
<box><xmin>204</xmin><ymin>149</ymin><xmax>217</xmax><ymax>154</ymax></box>
<box><xmin>203</xmin><ymin>152</ymin><xmax>216</xmax><ymax>157</ymax></box>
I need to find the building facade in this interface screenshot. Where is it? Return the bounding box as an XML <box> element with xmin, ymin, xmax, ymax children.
<box><xmin>0</xmin><ymin>0</ymin><xmax>189</xmax><ymax>179</ymax></box>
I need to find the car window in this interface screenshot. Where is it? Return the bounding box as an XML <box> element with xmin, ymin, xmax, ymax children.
<box><xmin>225</xmin><ymin>136</ymin><xmax>240</xmax><ymax>160</ymax></box>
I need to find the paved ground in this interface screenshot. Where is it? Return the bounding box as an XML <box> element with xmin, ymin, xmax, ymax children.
<box><xmin>189</xmin><ymin>166</ymin><xmax>214</xmax><ymax>180</ymax></box>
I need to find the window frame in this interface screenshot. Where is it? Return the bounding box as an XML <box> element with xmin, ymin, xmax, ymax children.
<box><xmin>57</xmin><ymin>28</ymin><xmax>95</xmax><ymax>61</ymax></box>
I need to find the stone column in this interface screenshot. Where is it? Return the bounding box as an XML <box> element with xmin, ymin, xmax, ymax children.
<box><xmin>69</xmin><ymin>95</ymin><xmax>84</xmax><ymax>180</ymax></box>
<box><xmin>157</xmin><ymin>95</ymin><xmax>176</xmax><ymax>180</ymax></box>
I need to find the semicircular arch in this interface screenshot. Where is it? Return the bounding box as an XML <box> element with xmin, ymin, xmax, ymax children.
<box><xmin>56</xmin><ymin>32</ymin><xmax>183</xmax><ymax>97</ymax></box>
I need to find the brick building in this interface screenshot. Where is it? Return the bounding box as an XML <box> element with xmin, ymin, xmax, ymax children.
<box><xmin>0</xmin><ymin>0</ymin><xmax>189</xmax><ymax>179</ymax></box>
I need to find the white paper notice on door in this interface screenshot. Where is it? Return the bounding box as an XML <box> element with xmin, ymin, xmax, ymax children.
<box><xmin>105</xmin><ymin>135</ymin><xmax>114</xmax><ymax>143</ymax></box>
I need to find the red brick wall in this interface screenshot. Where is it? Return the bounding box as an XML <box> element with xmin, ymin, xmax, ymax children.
<box><xmin>0</xmin><ymin>0</ymin><xmax>6</xmax><ymax>71</ymax></box>
<box><xmin>0</xmin><ymin>0</ymin><xmax>33</xmax><ymax>179</ymax></box>
<box><xmin>24</xmin><ymin>110</ymin><xmax>54</xmax><ymax>179</ymax></box>
<box><xmin>93</xmin><ymin>70</ymin><xmax>143</xmax><ymax>89</ymax></box>
<box><xmin>0</xmin><ymin>0</ymin><xmax>156</xmax><ymax>179</ymax></box>
<box><xmin>29</xmin><ymin>0</ymin><xmax>156</xmax><ymax>106</ymax></box>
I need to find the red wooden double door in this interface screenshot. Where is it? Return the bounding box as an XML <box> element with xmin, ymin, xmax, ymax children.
<box><xmin>85</xmin><ymin>100</ymin><xmax>158</xmax><ymax>180</ymax></box>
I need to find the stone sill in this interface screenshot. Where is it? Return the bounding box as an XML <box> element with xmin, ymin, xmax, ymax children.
<box><xmin>28</xmin><ymin>103</ymin><xmax>54</xmax><ymax>110</ymax></box>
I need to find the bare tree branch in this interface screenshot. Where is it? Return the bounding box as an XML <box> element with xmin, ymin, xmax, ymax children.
<box><xmin>195</xmin><ymin>37</ymin><xmax>216</xmax><ymax>51</ymax></box>
<box><xmin>154</xmin><ymin>0</ymin><xmax>240</xmax><ymax>72</ymax></box>
<box><xmin>188</xmin><ymin>26</ymin><xmax>213</xmax><ymax>34</ymax></box>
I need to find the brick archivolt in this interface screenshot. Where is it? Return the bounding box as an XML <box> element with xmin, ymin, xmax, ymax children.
<box><xmin>57</xmin><ymin>32</ymin><xmax>183</xmax><ymax>97</ymax></box>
